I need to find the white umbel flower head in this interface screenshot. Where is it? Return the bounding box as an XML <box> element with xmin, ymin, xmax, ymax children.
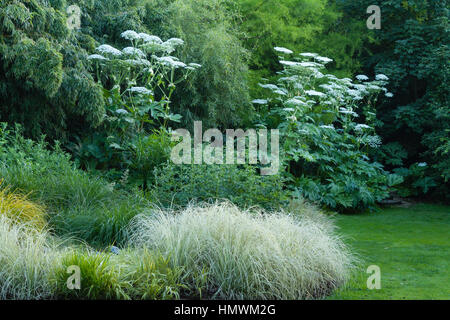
<box><xmin>376</xmin><ymin>74</ymin><xmax>389</xmax><ymax>81</ymax></box>
<box><xmin>97</xmin><ymin>44</ymin><xmax>123</xmax><ymax>56</ymax></box>
<box><xmin>286</xmin><ymin>98</ymin><xmax>306</xmax><ymax>106</ymax></box>
<box><xmin>125</xmin><ymin>58</ymin><xmax>151</xmax><ymax>67</ymax></box>
<box><xmin>280</xmin><ymin>60</ymin><xmax>301</xmax><ymax>67</ymax></box>
<box><xmin>122</xmin><ymin>47</ymin><xmax>146</xmax><ymax>58</ymax></box>
<box><xmin>88</xmin><ymin>54</ymin><xmax>108</xmax><ymax>61</ymax></box>
<box><xmin>417</xmin><ymin>162</ymin><xmax>428</xmax><ymax>167</ymax></box>
<box><xmin>274</xmin><ymin>47</ymin><xmax>293</xmax><ymax>54</ymax></box>
<box><xmin>305</xmin><ymin>90</ymin><xmax>325</xmax><ymax>97</ymax></box>
<box><xmin>315</xmin><ymin>56</ymin><xmax>333</xmax><ymax>64</ymax></box>
<box><xmin>139</xmin><ymin>33</ymin><xmax>163</xmax><ymax>44</ymax></box>
<box><xmin>385</xmin><ymin>92</ymin><xmax>394</xmax><ymax>98</ymax></box>
<box><xmin>355</xmin><ymin>124</ymin><xmax>372</xmax><ymax>131</ymax></box>
<box><xmin>252</xmin><ymin>99</ymin><xmax>268</xmax><ymax>105</ymax></box>
<box><xmin>356</xmin><ymin>75</ymin><xmax>369</xmax><ymax>81</ymax></box>
<box><xmin>300</xmin><ymin>52</ymin><xmax>318</xmax><ymax>57</ymax></box>
<box><xmin>158</xmin><ymin>56</ymin><xmax>187</xmax><ymax>68</ymax></box>
<box><xmin>121</xmin><ymin>30</ymin><xmax>140</xmax><ymax>41</ymax></box>
<box><xmin>165</xmin><ymin>38</ymin><xmax>184</xmax><ymax>47</ymax></box>
<box><xmin>127</xmin><ymin>87</ymin><xmax>153</xmax><ymax>95</ymax></box>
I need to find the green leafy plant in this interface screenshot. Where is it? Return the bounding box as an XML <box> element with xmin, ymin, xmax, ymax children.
<box><xmin>150</xmin><ymin>163</ymin><xmax>287</xmax><ymax>210</ymax></box>
<box><xmin>72</xmin><ymin>30</ymin><xmax>199</xmax><ymax>189</ymax></box>
<box><xmin>254</xmin><ymin>49</ymin><xmax>401</xmax><ymax>210</ymax></box>
<box><xmin>341</xmin><ymin>0</ymin><xmax>450</xmax><ymax>201</ymax></box>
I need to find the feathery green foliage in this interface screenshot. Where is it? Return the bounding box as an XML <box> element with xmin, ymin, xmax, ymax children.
<box><xmin>0</xmin><ymin>0</ymin><xmax>104</xmax><ymax>141</ymax></box>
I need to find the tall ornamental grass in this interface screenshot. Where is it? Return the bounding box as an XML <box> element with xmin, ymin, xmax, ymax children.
<box><xmin>0</xmin><ymin>215</ymin><xmax>58</xmax><ymax>299</ymax></box>
<box><xmin>128</xmin><ymin>202</ymin><xmax>354</xmax><ymax>299</ymax></box>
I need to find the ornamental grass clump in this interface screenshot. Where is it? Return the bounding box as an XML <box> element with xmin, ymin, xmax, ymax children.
<box><xmin>0</xmin><ymin>215</ymin><xmax>58</xmax><ymax>300</ymax></box>
<box><xmin>0</xmin><ymin>182</ymin><xmax>47</xmax><ymax>230</ymax></box>
<box><xmin>128</xmin><ymin>202</ymin><xmax>354</xmax><ymax>299</ymax></box>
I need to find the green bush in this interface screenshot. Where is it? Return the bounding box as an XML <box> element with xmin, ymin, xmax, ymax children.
<box><xmin>253</xmin><ymin>49</ymin><xmax>401</xmax><ymax>210</ymax></box>
<box><xmin>150</xmin><ymin>163</ymin><xmax>287</xmax><ymax>210</ymax></box>
<box><xmin>0</xmin><ymin>123</ymin><xmax>149</xmax><ymax>246</ymax></box>
<box><xmin>341</xmin><ymin>0</ymin><xmax>450</xmax><ymax>201</ymax></box>
<box><xmin>0</xmin><ymin>0</ymin><xmax>104</xmax><ymax>141</ymax></box>
<box><xmin>128</xmin><ymin>202</ymin><xmax>354</xmax><ymax>299</ymax></box>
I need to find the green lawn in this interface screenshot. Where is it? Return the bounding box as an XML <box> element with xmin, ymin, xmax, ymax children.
<box><xmin>329</xmin><ymin>204</ymin><xmax>450</xmax><ymax>300</ymax></box>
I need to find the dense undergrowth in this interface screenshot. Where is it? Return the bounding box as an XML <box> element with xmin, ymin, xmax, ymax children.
<box><xmin>0</xmin><ymin>126</ymin><xmax>355</xmax><ymax>299</ymax></box>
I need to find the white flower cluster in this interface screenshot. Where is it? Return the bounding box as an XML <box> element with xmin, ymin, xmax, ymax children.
<box><xmin>121</xmin><ymin>30</ymin><xmax>140</xmax><ymax>41</ymax></box>
<box><xmin>92</xmin><ymin>30</ymin><xmax>201</xmax><ymax>72</ymax></box>
<box><xmin>355</xmin><ymin>124</ymin><xmax>372</xmax><ymax>132</ymax></box>
<box><xmin>122</xmin><ymin>47</ymin><xmax>146</xmax><ymax>58</ymax></box>
<box><xmin>252</xmin><ymin>99</ymin><xmax>268</xmax><ymax>105</ymax></box>
<box><xmin>305</xmin><ymin>90</ymin><xmax>325</xmax><ymax>97</ymax></box>
<box><xmin>126</xmin><ymin>87</ymin><xmax>153</xmax><ymax>95</ymax></box>
<box><xmin>274</xmin><ymin>47</ymin><xmax>293</xmax><ymax>54</ymax></box>
<box><xmin>375</xmin><ymin>74</ymin><xmax>389</xmax><ymax>81</ymax></box>
<box><xmin>339</xmin><ymin>108</ymin><xmax>358</xmax><ymax>117</ymax></box>
<box><xmin>157</xmin><ymin>56</ymin><xmax>186</xmax><ymax>69</ymax></box>
<box><xmin>88</xmin><ymin>54</ymin><xmax>108</xmax><ymax>61</ymax></box>
<box><xmin>96</xmin><ymin>44</ymin><xmax>123</xmax><ymax>56</ymax></box>
<box><xmin>356</xmin><ymin>75</ymin><xmax>369</xmax><ymax>81</ymax></box>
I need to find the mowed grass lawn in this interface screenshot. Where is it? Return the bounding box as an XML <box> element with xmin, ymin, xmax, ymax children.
<box><xmin>329</xmin><ymin>204</ymin><xmax>450</xmax><ymax>300</ymax></box>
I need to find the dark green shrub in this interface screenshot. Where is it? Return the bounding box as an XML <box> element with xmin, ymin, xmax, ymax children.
<box><xmin>341</xmin><ymin>0</ymin><xmax>450</xmax><ymax>201</ymax></box>
<box><xmin>150</xmin><ymin>163</ymin><xmax>287</xmax><ymax>210</ymax></box>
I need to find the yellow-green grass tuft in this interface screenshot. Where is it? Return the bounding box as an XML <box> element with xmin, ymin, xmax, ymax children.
<box><xmin>0</xmin><ymin>180</ymin><xmax>47</xmax><ymax>230</ymax></box>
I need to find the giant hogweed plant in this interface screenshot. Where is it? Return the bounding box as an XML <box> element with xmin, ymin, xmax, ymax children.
<box><xmin>254</xmin><ymin>48</ymin><xmax>402</xmax><ymax>210</ymax></box>
<box><xmin>72</xmin><ymin>31</ymin><xmax>200</xmax><ymax>189</ymax></box>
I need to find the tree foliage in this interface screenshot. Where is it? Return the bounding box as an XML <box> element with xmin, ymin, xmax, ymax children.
<box><xmin>0</xmin><ymin>0</ymin><xmax>105</xmax><ymax>141</ymax></box>
<box><xmin>237</xmin><ymin>0</ymin><xmax>368</xmax><ymax>97</ymax></box>
<box><xmin>340</xmin><ymin>0</ymin><xmax>450</xmax><ymax>199</ymax></box>
<box><xmin>0</xmin><ymin>0</ymin><xmax>251</xmax><ymax>141</ymax></box>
